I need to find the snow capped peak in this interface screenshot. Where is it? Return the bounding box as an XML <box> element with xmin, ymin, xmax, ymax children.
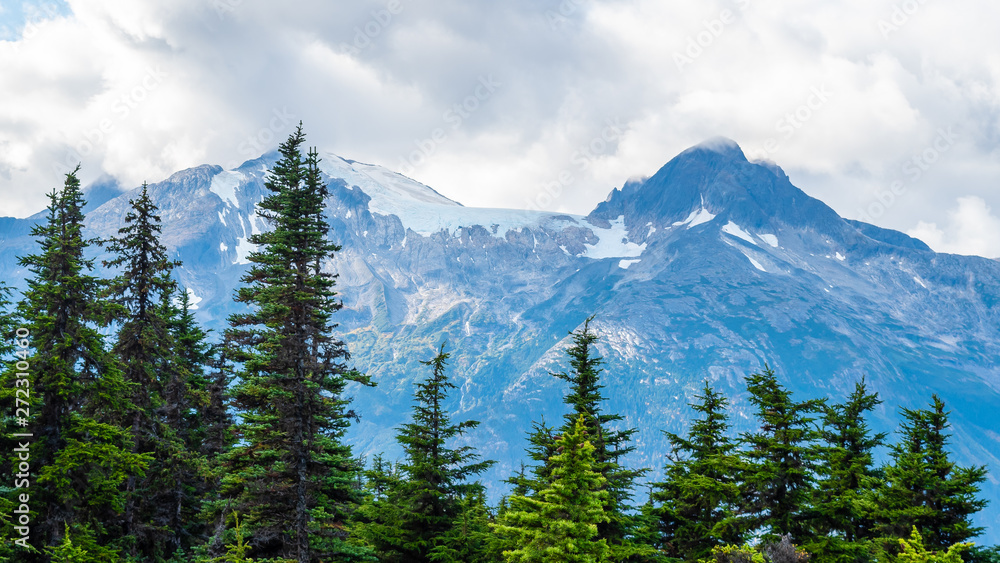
<box><xmin>320</xmin><ymin>153</ymin><xmax>462</xmax><ymax>209</ymax></box>
<box><xmin>684</xmin><ymin>136</ymin><xmax>747</xmax><ymax>161</ymax></box>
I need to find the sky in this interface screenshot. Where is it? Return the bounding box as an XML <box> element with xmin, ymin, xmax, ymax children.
<box><xmin>1</xmin><ymin>0</ymin><xmax>999</xmax><ymax>258</ymax></box>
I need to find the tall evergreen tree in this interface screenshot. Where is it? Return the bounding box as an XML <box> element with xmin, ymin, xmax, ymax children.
<box><xmin>652</xmin><ymin>381</ymin><xmax>745</xmax><ymax>560</ymax></box>
<box><xmin>102</xmin><ymin>180</ymin><xmax>187</xmax><ymax>558</ymax></box>
<box><xmin>218</xmin><ymin>126</ymin><xmax>373</xmax><ymax>563</ymax></box>
<box><xmin>3</xmin><ymin>167</ymin><xmax>147</xmax><ymax>559</ymax></box>
<box><xmin>361</xmin><ymin>343</ymin><xmax>495</xmax><ymax>563</ymax></box>
<box><xmin>495</xmin><ymin>415</ymin><xmax>611</xmax><ymax>563</ymax></box>
<box><xmin>741</xmin><ymin>365</ymin><xmax>824</xmax><ymax>543</ymax></box>
<box><xmin>876</xmin><ymin>395</ymin><xmax>987</xmax><ymax>550</ymax></box>
<box><xmin>808</xmin><ymin>377</ymin><xmax>887</xmax><ymax>561</ymax></box>
<box><xmin>158</xmin><ymin>287</ymin><xmax>216</xmax><ymax>555</ymax></box>
<box><xmin>548</xmin><ymin>316</ymin><xmax>649</xmax><ymax>559</ymax></box>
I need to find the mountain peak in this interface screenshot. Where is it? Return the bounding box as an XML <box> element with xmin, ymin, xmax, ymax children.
<box><xmin>588</xmin><ymin>138</ymin><xmax>852</xmax><ymax>240</ymax></box>
<box><xmin>683</xmin><ymin>136</ymin><xmax>747</xmax><ymax>161</ymax></box>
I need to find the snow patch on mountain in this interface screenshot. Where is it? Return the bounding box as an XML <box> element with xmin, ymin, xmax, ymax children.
<box><xmin>742</xmin><ymin>251</ymin><xmax>767</xmax><ymax>272</ymax></box>
<box><xmin>722</xmin><ymin>221</ymin><xmax>756</xmax><ymax>245</ymax></box>
<box><xmin>758</xmin><ymin>233</ymin><xmax>779</xmax><ymax>247</ymax></box>
<box><xmin>674</xmin><ymin>206</ymin><xmax>717</xmax><ymax>228</ymax></box>
<box><xmin>583</xmin><ymin>216</ymin><xmax>646</xmax><ymax>259</ymax></box>
<box><xmin>619</xmin><ymin>259</ymin><xmax>641</xmax><ymax>269</ymax></box>
<box><xmin>210</xmin><ymin>170</ymin><xmax>245</xmax><ymax>206</ymax></box>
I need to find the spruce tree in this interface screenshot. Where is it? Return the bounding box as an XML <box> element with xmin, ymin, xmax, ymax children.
<box><xmin>741</xmin><ymin>365</ymin><xmax>824</xmax><ymax>543</ymax></box>
<box><xmin>495</xmin><ymin>415</ymin><xmax>611</xmax><ymax>563</ymax></box>
<box><xmin>808</xmin><ymin>377</ymin><xmax>887</xmax><ymax>560</ymax></box>
<box><xmin>219</xmin><ymin>126</ymin><xmax>373</xmax><ymax>563</ymax></box>
<box><xmin>652</xmin><ymin>381</ymin><xmax>745</xmax><ymax>560</ymax></box>
<box><xmin>159</xmin><ymin>287</ymin><xmax>216</xmax><ymax>554</ymax></box>
<box><xmin>368</xmin><ymin>343</ymin><xmax>495</xmax><ymax>563</ymax></box>
<box><xmin>877</xmin><ymin>395</ymin><xmax>987</xmax><ymax>550</ymax></box>
<box><xmin>549</xmin><ymin>316</ymin><xmax>648</xmax><ymax>559</ymax></box>
<box><xmin>102</xmin><ymin>180</ymin><xmax>187</xmax><ymax>558</ymax></box>
<box><xmin>4</xmin><ymin>167</ymin><xmax>147</xmax><ymax>559</ymax></box>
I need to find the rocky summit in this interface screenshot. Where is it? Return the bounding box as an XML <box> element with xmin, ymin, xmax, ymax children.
<box><xmin>2</xmin><ymin>138</ymin><xmax>998</xmax><ymax>540</ymax></box>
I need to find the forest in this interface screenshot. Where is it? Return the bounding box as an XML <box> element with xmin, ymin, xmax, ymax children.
<box><xmin>1</xmin><ymin>125</ymin><xmax>997</xmax><ymax>563</ymax></box>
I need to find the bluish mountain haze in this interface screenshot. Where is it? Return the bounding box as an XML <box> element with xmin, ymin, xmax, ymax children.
<box><xmin>2</xmin><ymin>138</ymin><xmax>998</xmax><ymax>542</ymax></box>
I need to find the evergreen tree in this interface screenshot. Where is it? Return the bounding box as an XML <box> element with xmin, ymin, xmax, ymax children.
<box><xmin>218</xmin><ymin>126</ymin><xmax>373</xmax><ymax>563</ymax></box>
<box><xmin>429</xmin><ymin>489</ymin><xmax>499</xmax><ymax>563</ymax></box>
<box><xmin>159</xmin><ymin>287</ymin><xmax>217</xmax><ymax>554</ymax></box>
<box><xmin>876</xmin><ymin>395</ymin><xmax>987</xmax><ymax>550</ymax></box>
<box><xmin>741</xmin><ymin>365</ymin><xmax>824</xmax><ymax>543</ymax></box>
<box><xmin>102</xmin><ymin>180</ymin><xmax>188</xmax><ymax>558</ymax></box>
<box><xmin>495</xmin><ymin>415</ymin><xmax>611</xmax><ymax>563</ymax></box>
<box><xmin>506</xmin><ymin>418</ymin><xmax>559</xmax><ymax>497</ymax></box>
<box><xmin>548</xmin><ymin>316</ymin><xmax>649</xmax><ymax>559</ymax></box>
<box><xmin>4</xmin><ymin>167</ymin><xmax>147</xmax><ymax>558</ymax></box>
<box><xmin>366</xmin><ymin>343</ymin><xmax>495</xmax><ymax>563</ymax></box>
<box><xmin>353</xmin><ymin>454</ymin><xmax>406</xmax><ymax>561</ymax></box>
<box><xmin>808</xmin><ymin>377</ymin><xmax>887</xmax><ymax>560</ymax></box>
<box><xmin>652</xmin><ymin>381</ymin><xmax>745</xmax><ymax>560</ymax></box>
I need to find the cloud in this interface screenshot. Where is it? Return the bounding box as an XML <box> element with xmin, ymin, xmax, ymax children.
<box><xmin>1</xmin><ymin>0</ymin><xmax>1000</xmax><ymax>257</ymax></box>
<box><xmin>907</xmin><ymin>197</ymin><xmax>1000</xmax><ymax>259</ymax></box>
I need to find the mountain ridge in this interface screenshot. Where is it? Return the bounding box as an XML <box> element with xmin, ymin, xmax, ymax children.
<box><xmin>1</xmin><ymin>139</ymin><xmax>998</xmax><ymax>541</ymax></box>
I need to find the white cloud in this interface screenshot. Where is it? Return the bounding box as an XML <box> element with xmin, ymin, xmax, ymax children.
<box><xmin>908</xmin><ymin>196</ymin><xmax>1000</xmax><ymax>258</ymax></box>
<box><xmin>0</xmin><ymin>0</ymin><xmax>999</xmax><ymax>258</ymax></box>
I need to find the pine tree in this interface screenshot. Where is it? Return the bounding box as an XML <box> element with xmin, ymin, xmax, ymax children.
<box><xmin>877</xmin><ymin>395</ymin><xmax>987</xmax><ymax>550</ymax></box>
<box><xmin>429</xmin><ymin>489</ymin><xmax>498</xmax><ymax>563</ymax></box>
<box><xmin>741</xmin><ymin>365</ymin><xmax>824</xmax><ymax>543</ymax></box>
<box><xmin>652</xmin><ymin>381</ymin><xmax>745</xmax><ymax>560</ymax></box>
<box><xmin>371</xmin><ymin>343</ymin><xmax>495</xmax><ymax>563</ymax></box>
<box><xmin>219</xmin><ymin>126</ymin><xmax>374</xmax><ymax>563</ymax></box>
<box><xmin>506</xmin><ymin>418</ymin><xmax>560</xmax><ymax>497</ymax></box>
<box><xmin>548</xmin><ymin>316</ymin><xmax>648</xmax><ymax>559</ymax></box>
<box><xmin>102</xmin><ymin>180</ymin><xmax>187</xmax><ymax>558</ymax></box>
<box><xmin>495</xmin><ymin>415</ymin><xmax>611</xmax><ymax>563</ymax></box>
<box><xmin>808</xmin><ymin>377</ymin><xmax>887</xmax><ymax>560</ymax></box>
<box><xmin>353</xmin><ymin>454</ymin><xmax>406</xmax><ymax>561</ymax></box>
<box><xmin>4</xmin><ymin>167</ymin><xmax>147</xmax><ymax>559</ymax></box>
<box><xmin>159</xmin><ymin>287</ymin><xmax>217</xmax><ymax>554</ymax></box>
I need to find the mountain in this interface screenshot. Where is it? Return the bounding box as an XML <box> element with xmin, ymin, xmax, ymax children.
<box><xmin>2</xmin><ymin>138</ymin><xmax>998</xmax><ymax>542</ymax></box>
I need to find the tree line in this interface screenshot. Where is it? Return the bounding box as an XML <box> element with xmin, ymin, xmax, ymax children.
<box><xmin>0</xmin><ymin>125</ymin><xmax>997</xmax><ymax>563</ymax></box>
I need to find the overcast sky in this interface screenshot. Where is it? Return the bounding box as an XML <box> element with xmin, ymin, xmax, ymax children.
<box><xmin>2</xmin><ymin>0</ymin><xmax>999</xmax><ymax>257</ymax></box>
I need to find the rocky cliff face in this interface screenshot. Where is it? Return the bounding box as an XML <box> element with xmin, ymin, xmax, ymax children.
<box><xmin>3</xmin><ymin>138</ymin><xmax>998</xmax><ymax>540</ymax></box>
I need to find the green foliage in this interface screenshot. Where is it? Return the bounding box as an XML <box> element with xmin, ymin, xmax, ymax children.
<box><xmin>742</xmin><ymin>365</ymin><xmax>825</xmax><ymax>542</ymax></box>
<box><xmin>876</xmin><ymin>396</ymin><xmax>987</xmax><ymax>549</ymax></box>
<box><xmin>653</xmin><ymin>381</ymin><xmax>746</xmax><ymax>560</ymax></box>
<box><xmin>358</xmin><ymin>343</ymin><xmax>494</xmax><ymax>563</ymax></box>
<box><xmin>546</xmin><ymin>317</ymin><xmax>650</xmax><ymax>559</ymax></box>
<box><xmin>700</xmin><ymin>544</ymin><xmax>766</xmax><ymax>563</ymax></box>
<box><xmin>2</xmin><ymin>167</ymin><xmax>148</xmax><ymax>558</ymax></box>
<box><xmin>218</xmin><ymin>125</ymin><xmax>373</xmax><ymax>562</ymax></box>
<box><xmin>895</xmin><ymin>527</ymin><xmax>971</xmax><ymax>563</ymax></box>
<box><xmin>807</xmin><ymin>377</ymin><xmax>888</xmax><ymax>561</ymax></box>
<box><xmin>103</xmin><ymin>181</ymin><xmax>200</xmax><ymax>559</ymax></box>
<box><xmin>495</xmin><ymin>415</ymin><xmax>611</xmax><ymax>563</ymax></box>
